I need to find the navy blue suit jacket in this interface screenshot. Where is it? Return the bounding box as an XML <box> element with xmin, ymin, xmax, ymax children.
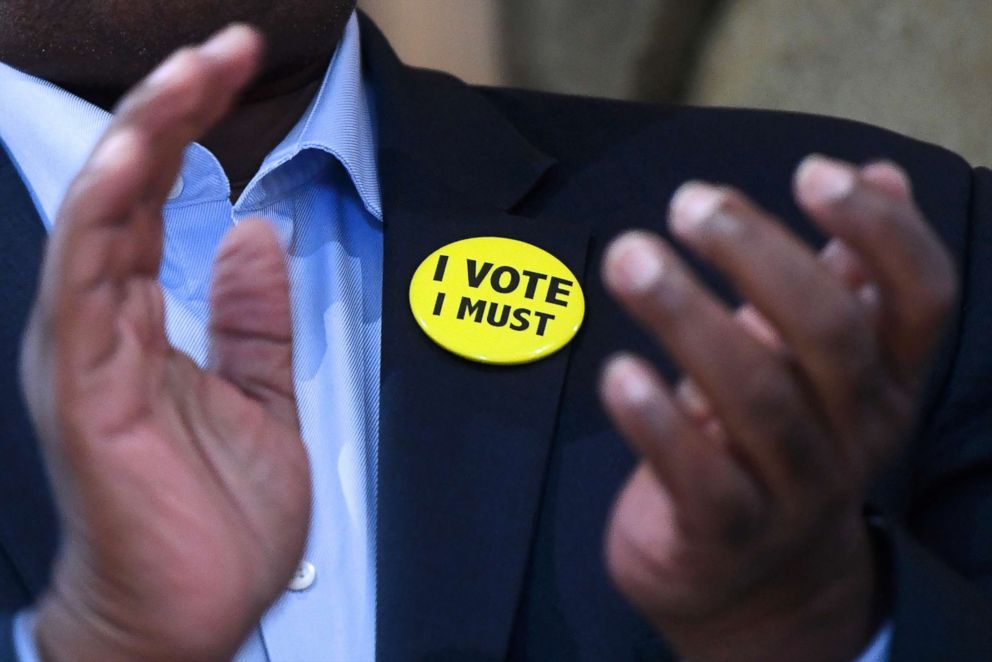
<box><xmin>1</xmin><ymin>15</ymin><xmax>991</xmax><ymax>660</ymax></box>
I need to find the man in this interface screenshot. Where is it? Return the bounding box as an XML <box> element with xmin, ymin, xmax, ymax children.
<box><xmin>0</xmin><ymin>2</ymin><xmax>989</xmax><ymax>660</ymax></box>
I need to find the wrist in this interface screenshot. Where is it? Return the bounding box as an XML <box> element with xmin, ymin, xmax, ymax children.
<box><xmin>34</xmin><ymin>589</ymin><xmax>132</xmax><ymax>662</ymax></box>
<box><xmin>35</xmin><ymin>587</ymin><xmax>241</xmax><ymax>662</ymax></box>
<box><xmin>34</xmin><ymin>553</ymin><xmax>264</xmax><ymax>662</ymax></box>
<box><xmin>664</xmin><ymin>516</ymin><xmax>881</xmax><ymax>662</ymax></box>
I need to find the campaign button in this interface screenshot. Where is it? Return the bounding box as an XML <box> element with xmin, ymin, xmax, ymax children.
<box><xmin>409</xmin><ymin>236</ymin><xmax>585</xmax><ymax>365</ymax></box>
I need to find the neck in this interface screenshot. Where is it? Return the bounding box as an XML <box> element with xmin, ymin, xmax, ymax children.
<box><xmin>201</xmin><ymin>52</ymin><xmax>333</xmax><ymax>201</ymax></box>
<box><xmin>63</xmin><ymin>45</ymin><xmax>336</xmax><ymax>203</ymax></box>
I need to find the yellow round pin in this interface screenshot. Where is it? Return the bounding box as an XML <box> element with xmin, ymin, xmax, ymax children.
<box><xmin>409</xmin><ymin>236</ymin><xmax>586</xmax><ymax>365</ymax></box>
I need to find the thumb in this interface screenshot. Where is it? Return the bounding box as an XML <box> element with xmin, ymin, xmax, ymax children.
<box><xmin>208</xmin><ymin>219</ymin><xmax>298</xmax><ymax>427</ymax></box>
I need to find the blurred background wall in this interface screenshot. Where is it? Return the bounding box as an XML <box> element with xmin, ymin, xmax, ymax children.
<box><xmin>359</xmin><ymin>0</ymin><xmax>991</xmax><ymax>166</ymax></box>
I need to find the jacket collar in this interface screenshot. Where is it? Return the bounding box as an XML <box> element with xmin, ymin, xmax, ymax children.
<box><xmin>358</xmin><ymin>12</ymin><xmax>554</xmax><ymax>214</ymax></box>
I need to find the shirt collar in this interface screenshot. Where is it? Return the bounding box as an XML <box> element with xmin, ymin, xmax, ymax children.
<box><xmin>0</xmin><ymin>11</ymin><xmax>381</xmax><ymax>227</ymax></box>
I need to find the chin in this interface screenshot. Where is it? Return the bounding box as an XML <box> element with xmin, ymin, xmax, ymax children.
<box><xmin>0</xmin><ymin>0</ymin><xmax>355</xmax><ymax>96</ymax></box>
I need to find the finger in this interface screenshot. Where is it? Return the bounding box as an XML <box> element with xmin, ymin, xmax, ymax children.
<box><xmin>675</xmin><ymin>379</ymin><xmax>729</xmax><ymax>448</ymax></box>
<box><xmin>40</xmin><ymin>25</ymin><xmax>264</xmax><ymax>373</ymax></box>
<box><xmin>735</xmin><ymin>305</ymin><xmax>782</xmax><ymax>349</ymax></box>
<box><xmin>738</xmin><ymin>239</ymin><xmax>874</xmax><ymax>349</ymax></box>
<box><xmin>668</xmin><ymin>183</ymin><xmax>886</xmax><ymax>448</ymax></box>
<box><xmin>794</xmin><ymin>156</ymin><xmax>957</xmax><ymax>377</ymax></box>
<box><xmin>679</xmin><ymin>236</ymin><xmax>875</xmax><ymax>446</ymax></box>
<box><xmin>821</xmin><ymin>239</ymin><xmax>871</xmax><ymax>289</ymax></box>
<box><xmin>54</xmin><ymin>24</ymin><xmax>263</xmax><ymax>278</ymax></box>
<box><xmin>601</xmin><ymin>354</ymin><xmax>764</xmax><ymax>541</ymax></box>
<box><xmin>675</xmin><ymin>378</ymin><xmax>714</xmax><ymax>423</ymax></box>
<box><xmin>861</xmin><ymin>160</ymin><xmax>913</xmax><ymax>199</ymax></box>
<box><xmin>209</xmin><ymin>220</ymin><xmax>298</xmax><ymax>429</ymax></box>
<box><xmin>736</xmin><ymin>241</ymin><xmax>881</xmax><ymax>364</ymax></box>
<box><xmin>602</xmin><ymin>231</ymin><xmax>834</xmax><ymax>497</ymax></box>
<box><xmin>734</xmin><ymin>239</ymin><xmax>869</xmax><ymax>353</ymax></box>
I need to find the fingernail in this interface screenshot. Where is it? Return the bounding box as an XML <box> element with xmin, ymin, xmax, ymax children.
<box><xmin>89</xmin><ymin>131</ymin><xmax>136</xmax><ymax>172</ymax></box>
<box><xmin>200</xmin><ymin>24</ymin><xmax>257</xmax><ymax>59</ymax></box>
<box><xmin>607</xmin><ymin>355</ymin><xmax>653</xmax><ymax>406</ymax></box>
<box><xmin>145</xmin><ymin>52</ymin><xmax>189</xmax><ymax>88</ymax></box>
<box><xmin>607</xmin><ymin>233</ymin><xmax>664</xmax><ymax>294</ymax></box>
<box><xmin>862</xmin><ymin>161</ymin><xmax>912</xmax><ymax>198</ymax></box>
<box><xmin>796</xmin><ymin>155</ymin><xmax>856</xmax><ymax>205</ymax></box>
<box><xmin>669</xmin><ymin>181</ymin><xmax>728</xmax><ymax>237</ymax></box>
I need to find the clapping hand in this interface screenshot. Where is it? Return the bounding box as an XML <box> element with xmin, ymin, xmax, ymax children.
<box><xmin>600</xmin><ymin>158</ymin><xmax>955</xmax><ymax>661</ymax></box>
<box><xmin>20</xmin><ymin>26</ymin><xmax>311</xmax><ymax>662</ymax></box>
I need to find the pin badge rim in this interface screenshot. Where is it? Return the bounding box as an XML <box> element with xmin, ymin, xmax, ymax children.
<box><xmin>408</xmin><ymin>235</ymin><xmax>585</xmax><ymax>366</ymax></box>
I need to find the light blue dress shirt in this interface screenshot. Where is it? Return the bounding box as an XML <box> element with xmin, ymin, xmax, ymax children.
<box><xmin>1</xmin><ymin>13</ymin><xmax>381</xmax><ymax>662</ymax></box>
<box><xmin>0</xmin><ymin>11</ymin><xmax>893</xmax><ymax>662</ymax></box>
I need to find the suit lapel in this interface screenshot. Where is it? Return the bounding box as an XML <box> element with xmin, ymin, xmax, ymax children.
<box><xmin>0</xmin><ymin>146</ymin><xmax>59</xmax><ymax>600</ymax></box>
<box><xmin>360</xmin><ymin>15</ymin><xmax>595</xmax><ymax>659</ymax></box>
<box><xmin>376</xmin><ymin>202</ymin><xmax>590</xmax><ymax>660</ymax></box>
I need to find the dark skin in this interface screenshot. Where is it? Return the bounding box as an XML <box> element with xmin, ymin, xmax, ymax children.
<box><xmin>0</xmin><ymin>0</ymin><xmax>356</xmax><ymax>198</ymax></box>
<box><xmin>6</xmin><ymin>4</ymin><xmax>957</xmax><ymax>661</ymax></box>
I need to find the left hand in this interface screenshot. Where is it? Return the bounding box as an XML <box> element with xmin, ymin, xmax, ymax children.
<box><xmin>599</xmin><ymin>156</ymin><xmax>957</xmax><ymax>661</ymax></box>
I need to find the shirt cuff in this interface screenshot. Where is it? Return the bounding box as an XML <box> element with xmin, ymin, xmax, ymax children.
<box><xmin>12</xmin><ymin>609</ymin><xmax>42</xmax><ymax>662</ymax></box>
<box><xmin>853</xmin><ymin>621</ymin><xmax>892</xmax><ymax>662</ymax></box>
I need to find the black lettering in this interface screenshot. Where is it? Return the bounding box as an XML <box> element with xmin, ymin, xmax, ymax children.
<box><xmin>433</xmin><ymin>255</ymin><xmax>449</xmax><ymax>282</ymax></box>
<box><xmin>457</xmin><ymin>296</ymin><xmax>486</xmax><ymax>322</ymax></box>
<box><xmin>466</xmin><ymin>260</ymin><xmax>493</xmax><ymax>288</ymax></box>
<box><xmin>510</xmin><ymin>307</ymin><xmax>531</xmax><ymax>331</ymax></box>
<box><xmin>490</xmin><ymin>266</ymin><xmax>521</xmax><ymax>294</ymax></box>
<box><xmin>534</xmin><ymin>311</ymin><xmax>556</xmax><ymax>336</ymax></box>
<box><xmin>432</xmin><ymin>292</ymin><xmax>446</xmax><ymax>316</ymax></box>
<box><xmin>486</xmin><ymin>302</ymin><xmax>511</xmax><ymax>327</ymax></box>
<box><xmin>546</xmin><ymin>277</ymin><xmax>573</xmax><ymax>306</ymax></box>
<box><xmin>521</xmin><ymin>270</ymin><xmax>548</xmax><ymax>299</ymax></box>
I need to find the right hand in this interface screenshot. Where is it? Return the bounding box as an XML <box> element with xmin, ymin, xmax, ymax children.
<box><xmin>19</xmin><ymin>25</ymin><xmax>311</xmax><ymax>662</ymax></box>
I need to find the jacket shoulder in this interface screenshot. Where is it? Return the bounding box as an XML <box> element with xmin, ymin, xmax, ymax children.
<box><xmin>476</xmin><ymin>86</ymin><xmax>972</xmax><ymax>177</ymax></box>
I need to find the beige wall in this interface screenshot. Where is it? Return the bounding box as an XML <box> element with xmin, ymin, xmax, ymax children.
<box><xmin>689</xmin><ymin>0</ymin><xmax>992</xmax><ymax>166</ymax></box>
<box><xmin>358</xmin><ymin>0</ymin><xmax>505</xmax><ymax>87</ymax></box>
<box><xmin>358</xmin><ymin>1</ymin><xmax>989</xmax><ymax>166</ymax></box>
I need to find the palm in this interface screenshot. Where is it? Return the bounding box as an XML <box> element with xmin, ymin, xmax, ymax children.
<box><xmin>55</xmin><ymin>260</ymin><xmax>309</xmax><ymax>656</ymax></box>
<box><xmin>22</xmin><ymin>29</ymin><xmax>311</xmax><ymax>660</ymax></box>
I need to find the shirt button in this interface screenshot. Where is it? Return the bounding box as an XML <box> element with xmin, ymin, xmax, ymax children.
<box><xmin>167</xmin><ymin>176</ymin><xmax>184</xmax><ymax>200</ymax></box>
<box><xmin>288</xmin><ymin>561</ymin><xmax>316</xmax><ymax>592</ymax></box>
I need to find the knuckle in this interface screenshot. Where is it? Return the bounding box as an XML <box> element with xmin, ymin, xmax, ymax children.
<box><xmin>741</xmin><ymin>363</ymin><xmax>795</xmax><ymax>422</ymax></box>
<box><xmin>740</xmin><ymin>365</ymin><xmax>827</xmax><ymax>476</ymax></box>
